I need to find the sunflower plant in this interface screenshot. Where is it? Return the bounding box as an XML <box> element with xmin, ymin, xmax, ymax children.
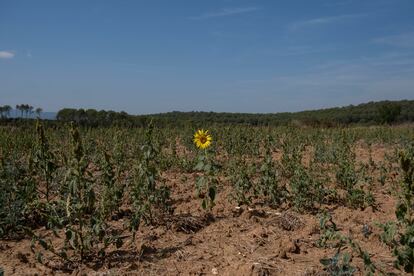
<box><xmin>392</xmin><ymin>144</ymin><xmax>414</xmax><ymax>273</ymax></box>
<box><xmin>194</xmin><ymin>129</ymin><xmax>212</xmax><ymax>150</ymax></box>
<box><xmin>193</xmin><ymin>129</ymin><xmax>217</xmax><ymax>210</ymax></box>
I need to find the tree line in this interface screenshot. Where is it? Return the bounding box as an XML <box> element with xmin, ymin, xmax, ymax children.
<box><xmin>0</xmin><ymin>105</ymin><xmax>12</xmax><ymax>119</ymax></box>
<box><xmin>15</xmin><ymin>104</ymin><xmax>43</xmax><ymax>118</ymax></box>
<box><xmin>56</xmin><ymin>100</ymin><xmax>414</xmax><ymax>128</ymax></box>
<box><xmin>2</xmin><ymin>100</ymin><xmax>413</xmax><ymax>127</ymax></box>
<box><xmin>0</xmin><ymin>104</ymin><xmax>43</xmax><ymax>119</ymax></box>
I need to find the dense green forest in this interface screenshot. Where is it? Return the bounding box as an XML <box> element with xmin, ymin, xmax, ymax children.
<box><xmin>2</xmin><ymin>100</ymin><xmax>413</xmax><ymax>127</ymax></box>
<box><xmin>55</xmin><ymin>100</ymin><xmax>414</xmax><ymax>127</ymax></box>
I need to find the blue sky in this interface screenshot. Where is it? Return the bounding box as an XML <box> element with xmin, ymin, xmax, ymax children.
<box><xmin>1</xmin><ymin>0</ymin><xmax>414</xmax><ymax>114</ymax></box>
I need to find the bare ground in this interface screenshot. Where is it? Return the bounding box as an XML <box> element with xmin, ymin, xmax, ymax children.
<box><xmin>0</xmin><ymin>144</ymin><xmax>407</xmax><ymax>275</ymax></box>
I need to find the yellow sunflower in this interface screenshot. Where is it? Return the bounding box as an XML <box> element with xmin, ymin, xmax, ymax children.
<box><xmin>193</xmin><ymin>129</ymin><xmax>212</xmax><ymax>149</ymax></box>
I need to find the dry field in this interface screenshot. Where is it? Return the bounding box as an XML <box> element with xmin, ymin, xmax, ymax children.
<box><xmin>1</xmin><ymin>123</ymin><xmax>413</xmax><ymax>275</ymax></box>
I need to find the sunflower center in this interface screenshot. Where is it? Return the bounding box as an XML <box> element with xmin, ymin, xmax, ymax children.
<box><xmin>200</xmin><ymin>136</ymin><xmax>207</xmax><ymax>144</ymax></box>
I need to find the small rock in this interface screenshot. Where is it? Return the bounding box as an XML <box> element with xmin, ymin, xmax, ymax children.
<box><xmin>232</xmin><ymin>206</ymin><xmax>244</xmax><ymax>217</ymax></box>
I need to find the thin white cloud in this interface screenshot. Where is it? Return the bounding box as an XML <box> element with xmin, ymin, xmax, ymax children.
<box><xmin>230</xmin><ymin>51</ymin><xmax>414</xmax><ymax>111</ymax></box>
<box><xmin>282</xmin><ymin>52</ymin><xmax>414</xmax><ymax>84</ymax></box>
<box><xmin>190</xmin><ymin>7</ymin><xmax>260</xmax><ymax>20</ymax></box>
<box><xmin>289</xmin><ymin>13</ymin><xmax>367</xmax><ymax>31</ymax></box>
<box><xmin>374</xmin><ymin>32</ymin><xmax>414</xmax><ymax>48</ymax></box>
<box><xmin>260</xmin><ymin>45</ymin><xmax>334</xmax><ymax>57</ymax></box>
<box><xmin>0</xmin><ymin>50</ymin><xmax>15</xmax><ymax>59</ymax></box>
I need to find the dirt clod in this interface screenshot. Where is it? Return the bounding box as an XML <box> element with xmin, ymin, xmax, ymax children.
<box><xmin>277</xmin><ymin>211</ymin><xmax>304</xmax><ymax>231</ymax></box>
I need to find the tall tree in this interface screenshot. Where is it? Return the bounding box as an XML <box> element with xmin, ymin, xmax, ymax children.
<box><xmin>16</xmin><ymin>104</ymin><xmax>22</xmax><ymax>118</ymax></box>
<box><xmin>29</xmin><ymin>105</ymin><xmax>34</xmax><ymax>118</ymax></box>
<box><xmin>3</xmin><ymin>105</ymin><xmax>11</xmax><ymax>118</ymax></box>
<box><xmin>35</xmin><ymin>107</ymin><xmax>43</xmax><ymax>118</ymax></box>
<box><xmin>22</xmin><ymin>104</ymin><xmax>29</xmax><ymax>118</ymax></box>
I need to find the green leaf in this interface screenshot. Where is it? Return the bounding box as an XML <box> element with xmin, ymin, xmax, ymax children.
<box><xmin>208</xmin><ymin>186</ymin><xmax>216</xmax><ymax>202</ymax></box>
<box><xmin>342</xmin><ymin>252</ymin><xmax>351</xmax><ymax>264</ymax></box>
<box><xmin>196</xmin><ymin>176</ymin><xmax>206</xmax><ymax>190</ymax></box>
<box><xmin>194</xmin><ymin>161</ymin><xmax>204</xmax><ymax>171</ymax></box>
<box><xmin>395</xmin><ymin>203</ymin><xmax>407</xmax><ymax>221</ymax></box>
<box><xmin>35</xmin><ymin>252</ymin><xmax>43</xmax><ymax>263</ymax></box>
<box><xmin>39</xmin><ymin>239</ymin><xmax>48</xmax><ymax>250</ymax></box>
<box><xmin>65</xmin><ymin>229</ymin><xmax>73</xmax><ymax>240</ymax></box>
<box><xmin>320</xmin><ymin>258</ymin><xmax>331</xmax><ymax>266</ymax></box>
